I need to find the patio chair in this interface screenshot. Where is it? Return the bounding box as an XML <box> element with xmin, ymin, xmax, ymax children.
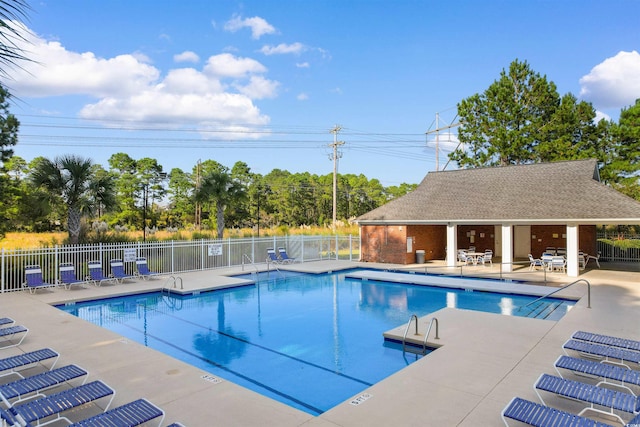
<box><xmin>0</xmin><ymin>348</ymin><xmax>59</xmax><ymax>380</ymax></box>
<box><xmin>135</xmin><ymin>257</ymin><xmax>160</xmax><ymax>280</ymax></box>
<box><xmin>87</xmin><ymin>261</ymin><xmax>116</xmax><ymax>286</ymax></box>
<box><xmin>528</xmin><ymin>254</ymin><xmax>544</xmax><ymax>271</ymax></box>
<box><xmin>23</xmin><ymin>265</ymin><xmax>56</xmax><ymax>294</ymax></box>
<box><xmin>586</xmin><ymin>251</ymin><xmax>601</xmax><ymax>268</ymax></box>
<box><xmin>4</xmin><ymin>380</ymin><xmax>115</xmax><ymax>427</ymax></box>
<box><xmin>545</xmin><ymin>246</ymin><xmax>556</xmax><ymax>255</ymax></box>
<box><xmin>572</xmin><ymin>330</ymin><xmax>640</xmax><ymax>352</ymax></box>
<box><xmin>550</xmin><ymin>256</ymin><xmax>566</xmax><ymax>273</ymax></box>
<box><xmin>58</xmin><ymin>263</ymin><xmax>86</xmax><ymax>290</ymax></box>
<box><xmin>459</xmin><ymin>252</ymin><xmax>474</xmax><ymax>265</ymax></box>
<box><xmin>477</xmin><ymin>251</ymin><xmax>492</xmax><ymax>266</ymax></box>
<box><xmin>579</xmin><ymin>251</ymin><xmax>587</xmax><ymax>270</ymax></box>
<box><xmin>0</xmin><ymin>325</ymin><xmax>28</xmax><ymax>350</ymax></box>
<box><xmin>501</xmin><ymin>396</ymin><xmax>640</xmax><ymax>427</ymax></box>
<box><xmin>554</xmin><ymin>355</ymin><xmax>640</xmax><ymax>395</ymax></box>
<box><xmin>540</xmin><ymin>253</ymin><xmax>554</xmax><ymax>270</ymax></box>
<box><xmin>563</xmin><ymin>338</ymin><xmax>640</xmax><ymax>368</ymax></box>
<box><xmin>278</xmin><ymin>248</ymin><xmax>296</xmax><ymax>264</ymax></box>
<box><xmin>0</xmin><ymin>364</ymin><xmax>87</xmax><ymax>405</ymax></box>
<box><xmin>534</xmin><ymin>373</ymin><xmax>637</xmax><ymax>425</ymax></box>
<box><xmin>110</xmin><ymin>259</ymin><xmax>133</xmax><ymax>283</ymax></box>
<box><xmin>266</xmin><ymin>249</ymin><xmax>284</xmax><ymax>265</ymax></box>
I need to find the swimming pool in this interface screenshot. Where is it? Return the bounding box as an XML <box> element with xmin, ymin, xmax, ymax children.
<box><xmin>57</xmin><ymin>269</ymin><xmax>574</xmax><ymax>415</ymax></box>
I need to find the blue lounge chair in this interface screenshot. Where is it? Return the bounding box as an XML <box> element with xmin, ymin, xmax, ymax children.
<box><xmin>23</xmin><ymin>265</ymin><xmax>56</xmax><ymax>294</ymax></box>
<box><xmin>0</xmin><ymin>398</ymin><xmax>165</xmax><ymax>427</ymax></box>
<box><xmin>110</xmin><ymin>259</ymin><xmax>133</xmax><ymax>283</ymax></box>
<box><xmin>0</xmin><ymin>318</ymin><xmax>14</xmax><ymax>327</ymax></box>
<box><xmin>0</xmin><ymin>325</ymin><xmax>28</xmax><ymax>349</ymax></box>
<box><xmin>87</xmin><ymin>261</ymin><xmax>116</xmax><ymax>286</ymax></box>
<box><xmin>501</xmin><ymin>396</ymin><xmax>640</xmax><ymax>427</ymax></box>
<box><xmin>0</xmin><ymin>364</ymin><xmax>87</xmax><ymax>405</ymax></box>
<box><xmin>563</xmin><ymin>339</ymin><xmax>640</xmax><ymax>368</ymax></box>
<box><xmin>0</xmin><ymin>348</ymin><xmax>59</xmax><ymax>380</ymax></box>
<box><xmin>534</xmin><ymin>373</ymin><xmax>638</xmax><ymax>425</ymax></box>
<box><xmin>69</xmin><ymin>398</ymin><xmax>165</xmax><ymax>427</ymax></box>
<box><xmin>58</xmin><ymin>263</ymin><xmax>86</xmax><ymax>290</ymax></box>
<box><xmin>278</xmin><ymin>248</ymin><xmax>296</xmax><ymax>264</ymax></box>
<box><xmin>5</xmin><ymin>380</ymin><xmax>115</xmax><ymax>426</ymax></box>
<box><xmin>266</xmin><ymin>249</ymin><xmax>284</xmax><ymax>265</ymax></box>
<box><xmin>555</xmin><ymin>355</ymin><xmax>640</xmax><ymax>395</ymax></box>
<box><xmin>135</xmin><ymin>257</ymin><xmax>160</xmax><ymax>280</ymax></box>
<box><xmin>573</xmin><ymin>331</ymin><xmax>640</xmax><ymax>352</ymax></box>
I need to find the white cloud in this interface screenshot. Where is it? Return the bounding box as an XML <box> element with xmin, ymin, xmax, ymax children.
<box><xmin>173</xmin><ymin>51</ymin><xmax>200</xmax><ymax>63</ymax></box>
<box><xmin>224</xmin><ymin>15</ymin><xmax>276</xmax><ymax>39</ymax></box>
<box><xmin>296</xmin><ymin>62</ymin><xmax>310</xmax><ymax>68</ymax></box>
<box><xmin>297</xmin><ymin>93</ymin><xmax>309</xmax><ymax>101</ymax></box>
<box><xmin>426</xmin><ymin>131</ymin><xmax>459</xmax><ymax>153</ymax></box>
<box><xmin>579</xmin><ymin>50</ymin><xmax>640</xmax><ymax>109</ymax></box>
<box><xmin>1</xmin><ymin>24</ymin><xmax>273</xmax><ymax>133</ymax></box>
<box><xmin>260</xmin><ymin>42</ymin><xmax>306</xmax><ymax>56</ymax></box>
<box><xmin>4</xmin><ymin>24</ymin><xmax>159</xmax><ymax>98</ymax></box>
<box><xmin>594</xmin><ymin>110</ymin><xmax>611</xmax><ymax>123</ymax></box>
<box><xmin>234</xmin><ymin>75</ymin><xmax>279</xmax><ymax>100</ymax></box>
<box><xmin>204</xmin><ymin>53</ymin><xmax>267</xmax><ymax>78</ymax></box>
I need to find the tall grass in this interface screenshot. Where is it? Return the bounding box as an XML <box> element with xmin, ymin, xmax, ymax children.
<box><xmin>0</xmin><ymin>225</ymin><xmax>359</xmax><ymax>250</ymax></box>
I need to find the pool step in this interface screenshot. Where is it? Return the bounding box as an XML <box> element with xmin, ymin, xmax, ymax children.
<box><xmin>526</xmin><ymin>301</ymin><xmax>564</xmax><ymax>320</ymax></box>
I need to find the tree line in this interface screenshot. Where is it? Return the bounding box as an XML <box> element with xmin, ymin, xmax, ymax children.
<box><xmin>0</xmin><ymin>150</ymin><xmax>417</xmax><ymax>243</ymax></box>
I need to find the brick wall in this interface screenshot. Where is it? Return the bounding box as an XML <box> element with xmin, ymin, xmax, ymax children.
<box><xmin>360</xmin><ymin>225</ymin><xmax>408</xmax><ymax>263</ymax></box>
<box><xmin>457</xmin><ymin>225</ymin><xmax>496</xmax><ymax>252</ymax></box>
<box><xmin>531</xmin><ymin>225</ymin><xmax>597</xmax><ymax>257</ymax></box>
<box><xmin>407</xmin><ymin>225</ymin><xmax>447</xmax><ymax>260</ymax></box>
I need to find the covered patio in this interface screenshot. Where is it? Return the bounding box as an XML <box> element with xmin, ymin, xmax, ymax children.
<box><xmin>357</xmin><ymin>159</ymin><xmax>640</xmax><ymax>277</ymax></box>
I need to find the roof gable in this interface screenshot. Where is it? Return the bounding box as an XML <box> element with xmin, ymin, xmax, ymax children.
<box><xmin>357</xmin><ymin>159</ymin><xmax>640</xmax><ymax>224</ymax></box>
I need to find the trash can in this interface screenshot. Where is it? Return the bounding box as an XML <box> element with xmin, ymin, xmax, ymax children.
<box><xmin>416</xmin><ymin>250</ymin><xmax>425</xmax><ymax>264</ymax></box>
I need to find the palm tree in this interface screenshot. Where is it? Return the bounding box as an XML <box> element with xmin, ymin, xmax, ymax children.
<box><xmin>0</xmin><ymin>0</ymin><xmax>32</xmax><ymax>78</ymax></box>
<box><xmin>194</xmin><ymin>170</ymin><xmax>246</xmax><ymax>239</ymax></box>
<box><xmin>31</xmin><ymin>155</ymin><xmax>113</xmax><ymax>244</ymax></box>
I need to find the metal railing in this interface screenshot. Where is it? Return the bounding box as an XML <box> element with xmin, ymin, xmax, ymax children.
<box><xmin>519</xmin><ymin>278</ymin><xmax>591</xmax><ymax>310</ymax></box>
<box><xmin>402</xmin><ymin>314</ymin><xmax>439</xmax><ymax>356</ymax></box>
<box><xmin>0</xmin><ymin>235</ymin><xmax>359</xmax><ymax>293</ymax></box>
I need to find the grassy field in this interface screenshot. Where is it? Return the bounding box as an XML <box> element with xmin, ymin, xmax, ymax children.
<box><xmin>0</xmin><ymin>225</ymin><xmax>359</xmax><ymax>250</ymax></box>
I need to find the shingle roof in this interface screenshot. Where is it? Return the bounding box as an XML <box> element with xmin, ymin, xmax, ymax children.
<box><xmin>357</xmin><ymin>159</ymin><xmax>640</xmax><ymax>224</ymax></box>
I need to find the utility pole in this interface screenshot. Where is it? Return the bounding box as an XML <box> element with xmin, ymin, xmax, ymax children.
<box><xmin>425</xmin><ymin>113</ymin><xmax>461</xmax><ymax>171</ymax></box>
<box><xmin>195</xmin><ymin>159</ymin><xmax>201</xmax><ymax>230</ymax></box>
<box><xmin>329</xmin><ymin>125</ymin><xmax>344</xmax><ymax>230</ymax></box>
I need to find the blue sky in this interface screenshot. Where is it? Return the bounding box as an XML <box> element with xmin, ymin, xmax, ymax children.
<box><xmin>3</xmin><ymin>0</ymin><xmax>640</xmax><ymax>185</ymax></box>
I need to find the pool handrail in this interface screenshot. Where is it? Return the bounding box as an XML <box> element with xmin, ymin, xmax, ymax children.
<box><xmin>519</xmin><ymin>278</ymin><xmax>591</xmax><ymax>310</ymax></box>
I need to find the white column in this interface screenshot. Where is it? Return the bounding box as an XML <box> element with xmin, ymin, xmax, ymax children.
<box><xmin>446</xmin><ymin>223</ymin><xmax>458</xmax><ymax>267</ymax></box>
<box><xmin>501</xmin><ymin>224</ymin><xmax>513</xmax><ymax>272</ymax></box>
<box><xmin>566</xmin><ymin>224</ymin><xmax>579</xmax><ymax>277</ymax></box>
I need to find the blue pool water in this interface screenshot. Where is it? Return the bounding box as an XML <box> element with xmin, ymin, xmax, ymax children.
<box><xmin>57</xmin><ymin>269</ymin><xmax>574</xmax><ymax>415</ymax></box>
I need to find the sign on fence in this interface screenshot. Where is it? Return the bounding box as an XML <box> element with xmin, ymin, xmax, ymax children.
<box><xmin>123</xmin><ymin>248</ymin><xmax>137</xmax><ymax>262</ymax></box>
<box><xmin>208</xmin><ymin>244</ymin><xmax>223</xmax><ymax>256</ymax></box>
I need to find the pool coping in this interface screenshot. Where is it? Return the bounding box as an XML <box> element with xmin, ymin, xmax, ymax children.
<box><xmin>1</xmin><ymin>260</ymin><xmax>638</xmax><ymax>426</ymax></box>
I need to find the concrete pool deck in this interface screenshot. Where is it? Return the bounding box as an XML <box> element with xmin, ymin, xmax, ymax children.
<box><xmin>1</xmin><ymin>260</ymin><xmax>639</xmax><ymax>426</ymax></box>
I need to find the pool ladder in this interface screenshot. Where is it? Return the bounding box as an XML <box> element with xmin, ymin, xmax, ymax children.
<box><xmin>162</xmin><ymin>275</ymin><xmax>183</xmax><ymax>295</ymax></box>
<box><xmin>402</xmin><ymin>314</ymin><xmax>439</xmax><ymax>356</ymax></box>
<box><xmin>242</xmin><ymin>254</ymin><xmax>260</xmax><ymax>273</ymax></box>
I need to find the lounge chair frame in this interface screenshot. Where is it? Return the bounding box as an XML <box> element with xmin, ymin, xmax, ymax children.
<box><xmin>58</xmin><ymin>263</ymin><xmax>87</xmax><ymax>290</ymax></box>
<box><xmin>0</xmin><ymin>348</ymin><xmax>59</xmax><ymax>380</ymax></box>
<box><xmin>87</xmin><ymin>261</ymin><xmax>116</xmax><ymax>286</ymax></box>
<box><xmin>135</xmin><ymin>257</ymin><xmax>160</xmax><ymax>280</ymax></box>
<box><xmin>23</xmin><ymin>266</ymin><xmax>57</xmax><ymax>294</ymax></box>
<box><xmin>0</xmin><ymin>325</ymin><xmax>28</xmax><ymax>350</ymax></box>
